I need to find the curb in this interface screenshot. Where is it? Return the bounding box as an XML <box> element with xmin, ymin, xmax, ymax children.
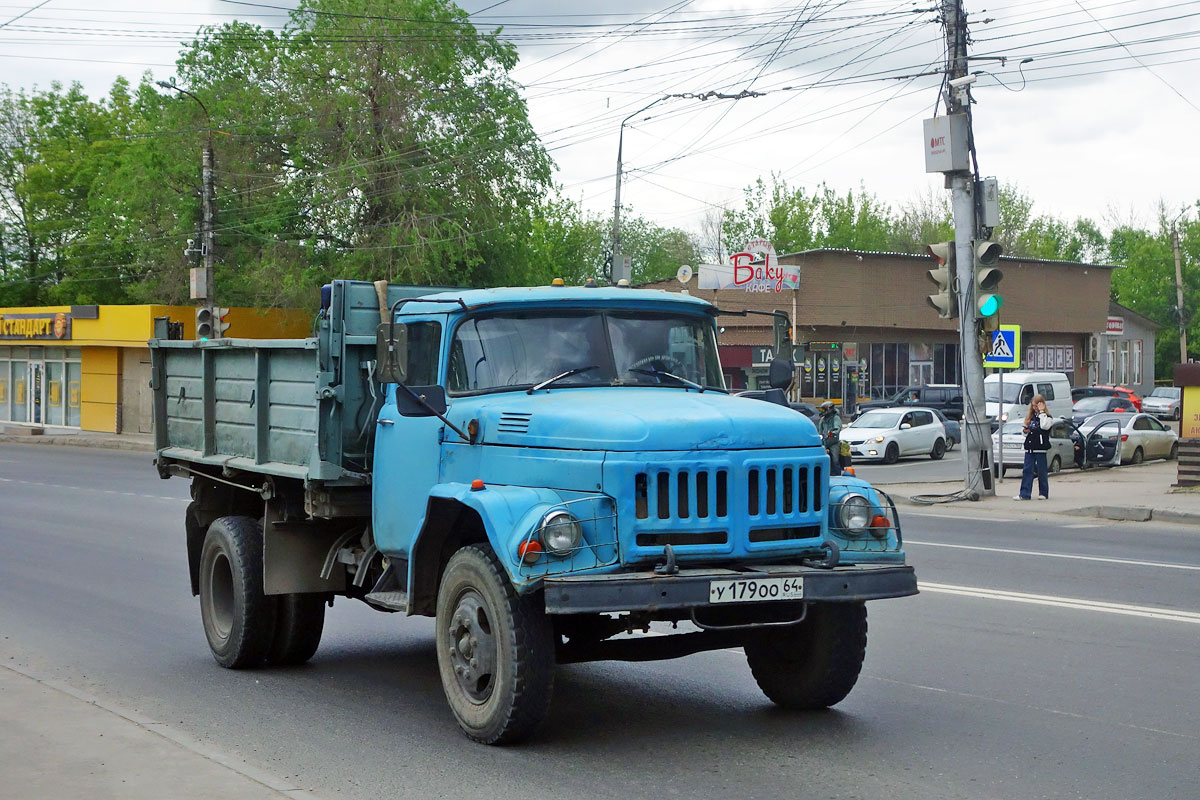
<box><xmin>0</xmin><ymin>434</ymin><xmax>154</xmax><ymax>453</ymax></box>
<box><xmin>896</xmin><ymin>493</ymin><xmax>1200</xmax><ymax>526</ymax></box>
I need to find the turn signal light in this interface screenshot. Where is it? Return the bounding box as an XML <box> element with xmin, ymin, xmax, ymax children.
<box><xmin>870</xmin><ymin>514</ymin><xmax>889</xmax><ymax>530</ymax></box>
<box><xmin>470</xmin><ymin>478</ymin><xmax>485</xmax><ymax>490</ymax></box>
<box><xmin>518</xmin><ymin>540</ymin><xmax>542</xmax><ymax>563</ymax></box>
<box><xmin>844</xmin><ymin>467</ymin><xmax>856</xmax><ymax>476</ymax></box>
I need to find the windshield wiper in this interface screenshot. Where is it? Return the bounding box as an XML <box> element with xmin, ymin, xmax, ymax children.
<box><xmin>626</xmin><ymin>367</ymin><xmax>705</xmax><ymax>392</ymax></box>
<box><xmin>527</xmin><ymin>365</ymin><xmax>599</xmax><ymax>394</ymax></box>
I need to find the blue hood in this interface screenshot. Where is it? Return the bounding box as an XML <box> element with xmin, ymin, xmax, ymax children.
<box><xmin>456</xmin><ymin>388</ymin><xmax>822</xmax><ymax>451</ymax></box>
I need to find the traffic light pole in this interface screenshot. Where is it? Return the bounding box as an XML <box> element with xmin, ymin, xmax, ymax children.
<box><xmin>943</xmin><ymin>0</ymin><xmax>994</xmax><ymax>497</ymax></box>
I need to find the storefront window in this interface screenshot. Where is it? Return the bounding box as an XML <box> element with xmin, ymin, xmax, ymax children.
<box><xmin>0</xmin><ymin>344</ymin><xmax>81</xmax><ymax>427</ymax></box>
<box><xmin>867</xmin><ymin>343</ymin><xmax>910</xmax><ymax>399</ymax></box>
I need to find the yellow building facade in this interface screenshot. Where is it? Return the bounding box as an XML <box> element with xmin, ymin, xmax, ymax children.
<box><xmin>0</xmin><ymin>304</ymin><xmax>310</xmax><ymax>434</ymax></box>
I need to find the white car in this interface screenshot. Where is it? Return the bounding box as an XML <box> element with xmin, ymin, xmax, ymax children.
<box><xmin>1077</xmin><ymin>412</ymin><xmax>1179</xmax><ymax>464</ymax></box>
<box><xmin>840</xmin><ymin>407</ymin><xmax>948</xmax><ymax>464</ymax></box>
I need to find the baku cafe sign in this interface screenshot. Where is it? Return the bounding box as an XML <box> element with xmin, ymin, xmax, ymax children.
<box><xmin>696</xmin><ymin>238</ymin><xmax>800</xmax><ymax>293</ymax></box>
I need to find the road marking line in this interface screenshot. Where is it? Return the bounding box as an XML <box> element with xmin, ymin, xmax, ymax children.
<box><xmin>0</xmin><ymin>476</ymin><xmax>188</xmax><ymax>503</ymax></box>
<box><xmin>920</xmin><ymin>581</ymin><xmax>1200</xmax><ymax>624</ymax></box>
<box><xmin>905</xmin><ymin>540</ymin><xmax>1200</xmax><ymax>571</ymax></box>
<box><xmin>905</xmin><ymin>511</ymin><xmax>1018</xmax><ymax>523</ymax></box>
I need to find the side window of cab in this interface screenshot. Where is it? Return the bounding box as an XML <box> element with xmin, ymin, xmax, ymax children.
<box><xmin>404</xmin><ymin>321</ymin><xmax>442</xmax><ymax>386</ymax></box>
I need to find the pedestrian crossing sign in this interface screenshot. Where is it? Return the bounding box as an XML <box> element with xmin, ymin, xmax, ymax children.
<box><xmin>983</xmin><ymin>324</ymin><xmax>1021</xmax><ymax>368</ymax></box>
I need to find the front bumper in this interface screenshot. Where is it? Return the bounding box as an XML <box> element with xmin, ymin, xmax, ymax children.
<box><xmin>542</xmin><ymin>563</ymin><xmax>917</xmax><ymax>614</ymax></box>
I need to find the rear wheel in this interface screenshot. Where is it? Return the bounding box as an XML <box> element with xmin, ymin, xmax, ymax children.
<box><xmin>883</xmin><ymin>442</ymin><xmax>900</xmax><ymax>465</ymax></box>
<box><xmin>198</xmin><ymin>516</ymin><xmax>277</xmax><ymax>669</ymax></box>
<box><xmin>266</xmin><ymin>593</ymin><xmax>326</xmax><ymax>666</ymax></box>
<box><xmin>1131</xmin><ymin>446</ymin><xmax>1144</xmax><ymax>465</ymax></box>
<box><xmin>1174</xmin><ymin>407</ymin><xmax>1182</xmax><ymax>421</ymax></box>
<box><xmin>745</xmin><ymin>602</ymin><xmax>867</xmax><ymax>710</ymax></box>
<box><xmin>930</xmin><ymin>438</ymin><xmax>946</xmax><ymax>460</ymax></box>
<box><xmin>1049</xmin><ymin>455</ymin><xmax>1062</xmax><ymax>474</ymax></box>
<box><xmin>435</xmin><ymin>545</ymin><xmax>555</xmax><ymax>744</ymax></box>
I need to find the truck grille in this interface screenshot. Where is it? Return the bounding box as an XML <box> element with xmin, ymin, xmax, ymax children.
<box><xmin>621</xmin><ymin>454</ymin><xmax>826</xmax><ymax>561</ymax></box>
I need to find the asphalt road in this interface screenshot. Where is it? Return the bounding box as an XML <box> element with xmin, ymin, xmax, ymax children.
<box><xmin>2</xmin><ymin>444</ymin><xmax>1198</xmax><ymax>799</ymax></box>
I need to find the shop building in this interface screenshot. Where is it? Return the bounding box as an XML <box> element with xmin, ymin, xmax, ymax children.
<box><xmin>1089</xmin><ymin>301</ymin><xmax>1159</xmax><ymax>398</ymax></box>
<box><xmin>647</xmin><ymin>248</ymin><xmax>1144</xmax><ymax>407</ymax></box>
<box><xmin>0</xmin><ymin>305</ymin><xmax>309</xmax><ymax>434</ymax></box>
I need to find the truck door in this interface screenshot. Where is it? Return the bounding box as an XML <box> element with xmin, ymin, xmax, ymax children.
<box><xmin>372</xmin><ymin>320</ymin><xmax>446</xmax><ymax>556</ymax></box>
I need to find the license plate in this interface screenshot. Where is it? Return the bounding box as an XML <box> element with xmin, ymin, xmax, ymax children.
<box><xmin>709</xmin><ymin>576</ymin><xmax>804</xmax><ymax>604</ymax></box>
<box><xmin>1004</xmin><ymin>442</ymin><xmax>1021</xmax><ymax>449</ymax></box>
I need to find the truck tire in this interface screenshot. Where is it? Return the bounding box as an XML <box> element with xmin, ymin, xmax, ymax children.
<box><xmin>198</xmin><ymin>516</ymin><xmax>277</xmax><ymax>669</ymax></box>
<box><xmin>435</xmin><ymin>545</ymin><xmax>555</xmax><ymax>744</ymax></box>
<box><xmin>266</xmin><ymin>593</ymin><xmax>326</xmax><ymax>667</ymax></box>
<box><xmin>745</xmin><ymin>602</ymin><xmax>867</xmax><ymax>710</ymax></box>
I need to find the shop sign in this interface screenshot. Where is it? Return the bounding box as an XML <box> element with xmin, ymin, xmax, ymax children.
<box><xmin>697</xmin><ymin>238</ymin><xmax>800</xmax><ymax>293</ymax></box>
<box><xmin>752</xmin><ymin>346</ymin><xmax>775</xmax><ymax>366</ymax></box>
<box><xmin>1104</xmin><ymin>316</ymin><xmax>1124</xmax><ymax>335</ymax></box>
<box><xmin>0</xmin><ymin>312</ymin><xmax>72</xmax><ymax>340</ymax></box>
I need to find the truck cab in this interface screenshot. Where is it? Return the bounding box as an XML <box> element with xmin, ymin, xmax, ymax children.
<box><xmin>153</xmin><ymin>281</ymin><xmax>917</xmax><ymax>745</ymax></box>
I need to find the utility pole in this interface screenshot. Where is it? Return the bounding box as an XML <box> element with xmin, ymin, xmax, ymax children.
<box><xmin>1172</xmin><ymin>215</ymin><xmax>1188</xmax><ymax>363</ymax></box>
<box><xmin>159</xmin><ymin>80</ymin><xmax>216</xmax><ymax>312</ymax></box>
<box><xmin>941</xmin><ymin>0</ymin><xmax>994</xmax><ymax>497</ymax></box>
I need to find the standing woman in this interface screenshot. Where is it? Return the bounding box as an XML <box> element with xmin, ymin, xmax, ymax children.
<box><xmin>1015</xmin><ymin>394</ymin><xmax>1054</xmax><ymax>500</ymax></box>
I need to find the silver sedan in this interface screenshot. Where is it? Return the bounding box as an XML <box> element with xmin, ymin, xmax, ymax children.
<box><xmin>1077</xmin><ymin>412</ymin><xmax>1179</xmax><ymax>464</ymax></box>
<box><xmin>992</xmin><ymin>420</ymin><xmax>1078</xmax><ymax>475</ymax></box>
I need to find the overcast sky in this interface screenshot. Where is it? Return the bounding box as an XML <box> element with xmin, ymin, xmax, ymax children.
<box><xmin>2</xmin><ymin>0</ymin><xmax>1197</xmax><ymax>237</ymax></box>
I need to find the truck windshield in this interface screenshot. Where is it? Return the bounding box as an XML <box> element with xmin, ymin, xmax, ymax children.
<box><xmin>448</xmin><ymin>310</ymin><xmax>724</xmax><ymax>395</ymax></box>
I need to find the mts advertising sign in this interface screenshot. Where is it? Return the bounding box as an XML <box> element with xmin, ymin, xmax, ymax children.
<box><xmin>698</xmin><ymin>239</ymin><xmax>800</xmax><ymax>293</ymax></box>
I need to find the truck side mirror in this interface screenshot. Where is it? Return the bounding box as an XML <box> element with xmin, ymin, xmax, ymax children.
<box><xmin>375</xmin><ymin>322</ymin><xmax>408</xmax><ymax>384</ymax></box>
<box><xmin>767</xmin><ymin>357</ymin><xmax>794</xmax><ymax>390</ymax></box>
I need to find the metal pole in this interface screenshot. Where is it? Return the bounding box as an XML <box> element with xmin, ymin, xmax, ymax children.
<box><xmin>612</xmin><ymin>125</ymin><xmax>625</xmax><ymax>284</ymax></box>
<box><xmin>1174</xmin><ymin>223</ymin><xmax>1188</xmax><ymax>363</ymax></box>
<box><xmin>941</xmin><ymin>0</ymin><xmax>994</xmax><ymax>497</ymax></box>
<box><xmin>996</xmin><ymin>362</ymin><xmax>1004</xmax><ymax>484</ymax></box>
<box><xmin>791</xmin><ymin>288</ymin><xmax>799</xmax><ymax>402</ymax></box>
<box><xmin>201</xmin><ymin>136</ymin><xmax>215</xmax><ymax>307</ymax></box>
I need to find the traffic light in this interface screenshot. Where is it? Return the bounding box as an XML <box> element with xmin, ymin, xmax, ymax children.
<box><xmin>195</xmin><ymin>306</ymin><xmax>214</xmax><ymax>340</ymax></box>
<box><xmin>926</xmin><ymin>242</ymin><xmax>957</xmax><ymax>319</ymax></box>
<box><xmin>973</xmin><ymin>239</ymin><xmax>1003</xmax><ymax>317</ymax></box>
<box><xmin>212</xmin><ymin>306</ymin><xmax>231</xmax><ymax>338</ymax></box>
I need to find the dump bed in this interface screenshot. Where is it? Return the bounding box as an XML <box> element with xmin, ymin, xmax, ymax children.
<box><xmin>150</xmin><ymin>281</ymin><xmax>435</xmax><ymax>485</ymax></box>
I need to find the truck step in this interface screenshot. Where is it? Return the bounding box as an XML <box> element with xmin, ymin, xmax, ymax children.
<box><xmin>364</xmin><ymin>591</ymin><xmax>408</xmax><ymax>612</ymax></box>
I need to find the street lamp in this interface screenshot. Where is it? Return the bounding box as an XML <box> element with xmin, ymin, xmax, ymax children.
<box><xmin>158</xmin><ymin>80</ymin><xmax>217</xmax><ymax>312</ymax></box>
<box><xmin>611</xmin><ymin>95</ymin><xmax>669</xmax><ymax>285</ymax></box>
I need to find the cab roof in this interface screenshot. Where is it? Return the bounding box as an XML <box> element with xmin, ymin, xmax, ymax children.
<box><xmin>400</xmin><ymin>285</ymin><xmax>716</xmax><ymax>315</ymax></box>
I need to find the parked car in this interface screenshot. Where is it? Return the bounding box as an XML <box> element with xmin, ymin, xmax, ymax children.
<box><xmin>1071</xmin><ymin>385</ymin><xmax>1142</xmax><ymax>411</ymax></box>
<box><xmin>1070</xmin><ymin>395</ymin><xmax>1136</xmax><ymax>426</ymax></box>
<box><xmin>985</xmin><ymin>371</ymin><xmax>1073</xmax><ymax>422</ymax></box>
<box><xmin>840</xmin><ymin>407</ymin><xmax>948</xmax><ymax>464</ymax></box>
<box><xmin>855</xmin><ymin>384</ymin><xmax>963</xmax><ymax>420</ymax></box>
<box><xmin>1077</xmin><ymin>412</ymin><xmax>1179</xmax><ymax>464</ymax></box>
<box><xmin>931</xmin><ymin>408</ymin><xmax>960</xmax><ymax>449</ymax></box>
<box><xmin>992</xmin><ymin>419</ymin><xmax>1078</xmax><ymax>475</ymax></box>
<box><xmin>1142</xmin><ymin>386</ymin><xmax>1182</xmax><ymax>420</ymax></box>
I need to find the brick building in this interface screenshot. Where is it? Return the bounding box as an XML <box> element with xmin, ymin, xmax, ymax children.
<box><xmin>645</xmin><ymin>248</ymin><xmax>1143</xmax><ymax>406</ymax></box>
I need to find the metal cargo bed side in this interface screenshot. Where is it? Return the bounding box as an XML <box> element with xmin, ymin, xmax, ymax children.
<box><xmin>149</xmin><ymin>337</ymin><xmax>356</xmax><ymax>482</ymax></box>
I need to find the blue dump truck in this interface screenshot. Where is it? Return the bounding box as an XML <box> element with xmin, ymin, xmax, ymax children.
<box><xmin>151</xmin><ymin>280</ymin><xmax>917</xmax><ymax>744</ymax></box>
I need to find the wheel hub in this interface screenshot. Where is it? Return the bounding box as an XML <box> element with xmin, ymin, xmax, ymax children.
<box><xmin>446</xmin><ymin>590</ymin><xmax>496</xmax><ymax>703</ymax></box>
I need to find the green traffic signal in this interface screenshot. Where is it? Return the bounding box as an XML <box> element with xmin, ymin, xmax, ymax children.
<box><xmin>979</xmin><ymin>293</ymin><xmax>1003</xmax><ymax>317</ymax></box>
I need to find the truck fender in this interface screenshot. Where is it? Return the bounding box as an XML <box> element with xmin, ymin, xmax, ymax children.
<box><xmin>407</xmin><ymin>483</ymin><xmax>563</xmax><ymax>615</ymax></box>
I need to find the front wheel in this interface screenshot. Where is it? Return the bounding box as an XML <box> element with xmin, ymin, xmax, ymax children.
<box><xmin>883</xmin><ymin>442</ymin><xmax>900</xmax><ymax>465</ymax></box>
<box><xmin>745</xmin><ymin>602</ymin><xmax>867</xmax><ymax>709</ymax></box>
<box><xmin>435</xmin><ymin>545</ymin><xmax>555</xmax><ymax>744</ymax></box>
<box><xmin>1168</xmin><ymin>442</ymin><xmax>1179</xmax><ymax>461</ymax></box>
<box><xmin>930</xmin><ymin>438</ymin><xmax>946</xmax><ymax>460</ymax></box>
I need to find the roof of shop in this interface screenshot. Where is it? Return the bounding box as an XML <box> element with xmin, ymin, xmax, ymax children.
<box><xmin>774</xmin><ymin>247</ymin><xmax>1122</xmax><ymax>269</ymax></box>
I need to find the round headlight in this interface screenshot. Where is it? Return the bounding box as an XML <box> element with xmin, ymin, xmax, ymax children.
<box><xmin>539</xmin><ymin>510</ymin><xmax>582</xmax><ymax>555</ymax></box>
<box><xmin>837</xmin><ymin>494</ymin><xmax>871</xmax><ymax>534</ymax></box>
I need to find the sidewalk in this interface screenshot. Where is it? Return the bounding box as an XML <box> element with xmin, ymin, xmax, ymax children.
<box><xmin>885</xmin><ymin>460</ymin><xmax>1200</xmax><ymax>525</ymax></box>
<box><xmin>0</xmin><ymin>426</ymin><xmax>153</xmax><ymax>452</ymax></box>
<box><xmin>0</xmin><ymin>662</ymin><xmax>318</xmax><ymax>799</ymax></box>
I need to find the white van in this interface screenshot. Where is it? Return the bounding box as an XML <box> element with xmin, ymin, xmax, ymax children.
<box><xmin>984</xmin><ymin>371</ymin><xmax>1073</xmax><ymax>422</ymax></box>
